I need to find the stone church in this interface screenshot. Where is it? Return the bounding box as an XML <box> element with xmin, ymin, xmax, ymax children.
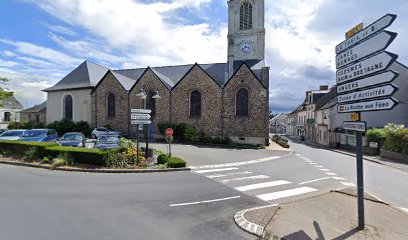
<box><xmin>44</xmin><ymin>0</ymin><xmax>270</xmax><ymax>145</ymax></box>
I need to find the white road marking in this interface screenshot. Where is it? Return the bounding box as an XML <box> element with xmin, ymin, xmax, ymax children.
<box><xmin>170</xmin><ymin>196</ymin><xmax>241</xmax><ymax>207</ymax></box>
<box><xmin>320</xmin><ymin>169</ymin><xmax>330</xmax><ymax>172</ymax></box>
<box><xmin>341</xmin><ymin>182</ymin><xmax>356</xmax><ymax>187</ymax></box>
<box><xmin>400</xmin><ymin>207</ymin><xmax>408</xmax><ymax>214</ymax></box>
<box><xmin>332</xmin><ymin>177</ymin><xmax>346</xmax><ymax>180</ymax></box>
<box><xmin>195</xmin><ymin>167</ymin><xmax>239</xmax><ymax>174</ymax></box>
<box><xmin>235</xmin><ymin>180</ymin><xmax>291</xmax><ymax>192</ymax></box>
<box><xmin>257</xmin><ymin>187</ymin><xmax>318</xmax><ymax>201</ymax></box>
<box><xmin>310</xmin><ymin>163</ymin><xmax>317</xmax><ymax>165</ymax></box>
<box><xmin>325</xmin><ymin>172</ymin><xmax>337</xmax><ymax>176</ymax></box>
<box><xmin>299</xmin><ymin>177</ymin><xmax>330</xmax><ymax>185</ymax></box>
<box><xmin>221</xmin><ymin>175</ymin><xmax>270</xmax><ymax>184</ymax></box>
<box><xmin>189</xmin><ymin>156</ymin><xmax>282</xmax><ymax>169</ymax></box>
<box><xmin>394</xmin><ymin>170</ymin><xmax>408</xmax><ymax>175</ymax></box>
<box><xmin>207</xmin><ymin>171</ymin><xmax>253</xmax><ymax>179</ymax></box>
<box><xmin>314</xmin><ymin>165</ymin><xmax>324</xmax><ymax>168</ymax></box>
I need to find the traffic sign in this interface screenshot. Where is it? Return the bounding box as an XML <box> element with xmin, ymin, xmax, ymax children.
<box><xmin>337</xmin><ymin>98</ymin><xmax>398</xmax><ymax>113</ymax></box>
<box><xmin>131</xmin><ymin>120</ymin><xmax>152</xmax><ymax>125</ymax></box>
<box><xmin>336</xmin><ymin>14</ymin><xmax>397</xmax><ymax>54</ymax></box>
<box><xmin>130</xmin><ymin>113</ymin><xmax>151</xmax><ymax>120</ymax></box>
<box><xmin>131</xmin><ymin>109</ymin><xmax>152</xmax><ymax>114</ymax></box>
<box><xmin>337</xmin><ymin>85</ymin><xmax>398</xmax><ymax>104</ymax></box>
<box><xmin>351</xmin><ymin>113</ymin><xmax>360</xmax><ymax>121</ymax></box>
<box><xmin>165</xmin><ymin>128</ymin><xmax>173</xmax><ymax>137</ymax></box>
<box><xmin>336</xmin><ymin>31</ymin><xmax>397</xmax><ymax>69</ymax></box>
<box><xmin>343</xmin><ymin>121</ymin><xmax>367</xmax><ymax>132</ymax></box>
<box><xmin>337</xmin><ymin>71</ymin><xmax>398</xmax><ymax>94</ymax></box>
<box><xmin>336</xmin><ymin>51</ymin><xmax>398</xmax><ymax>84</ymax></box>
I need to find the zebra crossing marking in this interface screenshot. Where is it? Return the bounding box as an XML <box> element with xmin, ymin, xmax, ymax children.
<box><xmin>299</xmin><ymin>177</ymin><xmax>330</xmax><ymax>185</ymax></box>
<box><xmin>257</xmin><ymin>187</ymin><xmax>318</xmax><ymax>201</ymax></box>
<box><xmin>207</xmin><ymin>171</ymin><xmax>253</xmax><ymax>179</ymax></box>
<box><xmin>195</xmin><ymin>167</ymin><xmax>239</xmax><ymax>174</ymax></box>
<box><xmin>235</xmin><ymin>180</ymin><xmax>291</xmax><ymax>192</ymax></box>
<box><xmin>221</xmin><ymin>175</ymin><xmax>270</xmax><ymax>184</ymax></box>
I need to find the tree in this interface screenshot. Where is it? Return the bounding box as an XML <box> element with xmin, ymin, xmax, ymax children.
<box><xmin>0</xmin><ymin>77</ymin><xmax>13</xmax><ymax>107</ymax></box>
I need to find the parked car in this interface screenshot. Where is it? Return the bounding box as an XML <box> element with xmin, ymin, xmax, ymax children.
<box><xmin>91</xmin><ymin>127</ymin><xmax>121</xmax><ymax>139</ymax></box>
<box><xmin>94</xmin><ymin>134</ymin><xmax>120</xmax><ymax>150</ymax></box>
<box><xmin>0</xmin><ymin>129</ymin><xmax>27</xmax><ymax>141</ymax></box>
<box><xmin>58</xmin><ymin>132</ymin><xmax>86</xmax><ymax>147</ymax></box>
<box><xmin>19</xmin><ymin>129</ymin><xmax>58</xmax><ymax>142</ymax></box>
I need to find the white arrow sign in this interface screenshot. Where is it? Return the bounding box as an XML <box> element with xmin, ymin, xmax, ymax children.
<box><xmin>338</xmin><ymin>98</ymin><xmax>398</xmax><ymax>113</ymax></box>
<box><xmin>336</xmin><ymin>51</ymin><xmax>398</xmax><ymax>84</ymax></box>
<box><xmin>336</xmin><ymin>14</ymin><xmax>397</xmax><ymax>54</ymax></box>
<box><xmin>130</xmin><ymin>113</ymin><xmax>151</xmax><ymax>120</ymax></box>
<box><xmin>131</xmin><ymin>109</ymin><xmax>152</xmax><ymax>114</ymax></box>
<box><xmin>338</xmin><ymin>85</ymin><xmax>397</xmax><ymax>103</ymax></box>
<box><xmin>337</xmin><ymin>71</ymin><xmax>398</xmax><ymax>94</ymax></box>
<box><xmin>336</xmin><ymin>31</ymin><xmax>397</xmax><ymax>69</ymax></box>
<box><xmin>131</xmin><ymin>120</ymin><xmax>152</xmax><ymax>125</ymax></box>
<box><xmin>343</xmin><ymin>121</ymin><xmax>367</xmax><ymax>132</ymax></box>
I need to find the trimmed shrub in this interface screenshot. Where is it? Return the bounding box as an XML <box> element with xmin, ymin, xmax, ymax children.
<box><xmin>183</xmin><ymin>126</ymin><xmax>196</xmax><ymax>141</ymax></box>
<box><xmin>366</xmin><ymin>128</ymin><xmax>384</xmax><ymax>145</ymax></box>
<box><xmin>8</xmin><ymin>121</ymin><xmax>44</xmax><ymax>130</ymax></box>
<box><xmin>44</xmin><ymin>146</ymin><xmax>113</xmax><ymax>166</ymax></box>
<box><xmin>157</xmin><ymin>154</ymin><xmax>169</xmax><ymax>165</ymax></box>
<box><xmin>72</xmin><ymin>121</ymin><xmax>92</xmax><ymax>137</ymax></box>
<box><xmin>24</xmin><ymin>146</ymin><xmax>40</xmax><ymax>161</ymax></box>
<box><xmin>212</xmin><ymin>136</ymin><xmax>223</xmax><ymax>144</ymax></box>
<box><xmin>382</xmin><ymin>124</ymin><xmax>408</xmax><ymax>154</ymax></box>
<box><xmin>223</xmin><ymin>136</ymin><xmax>232</xmax><ymax>145</ymax></box>
<box><xmin>167</xmin><ymin>157</ymin><xmax>186</xmax><ymax>168</ymax></box>
<box><xmin>157</xmin><ymin>122</ymin><xmax>175</xmax><ymax>136</ymax></box>
<box><xmin>0</xmin><ymin>141</ymin><xmax>58</xmax><ymax>157</ymax></box>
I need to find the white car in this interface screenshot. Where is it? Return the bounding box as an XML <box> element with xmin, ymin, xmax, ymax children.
<box><xmin>91</xmin><ymin>127</ymin><xmax>121</xmax><ymax>139</ymax></box>
<box><xmin>0</xmin><ymin>129</ymin><xmax>27</xmax><ymax>140</ymax></box>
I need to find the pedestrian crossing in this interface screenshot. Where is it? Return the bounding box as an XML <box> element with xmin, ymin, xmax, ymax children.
<box><xmin>194</xmin><ymin>167</ymin><xmax>322</xmax><ymax>204</ymax></box>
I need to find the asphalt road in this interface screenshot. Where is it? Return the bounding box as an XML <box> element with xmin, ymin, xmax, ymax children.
<box><xmin>0</xmin><ymin>164</ymin><xmax>261</xmax><ymax>240</ymax></box>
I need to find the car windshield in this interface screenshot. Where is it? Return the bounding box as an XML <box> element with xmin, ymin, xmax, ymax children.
<box><xmin>62</xmin><ymin>133</ymin><xmax>83</xmax><ymax>140</ymax></box>
<box><xmin>97</xmin><ymin>136</ymin><xmax>119</xmax><ymax>143</ymax></box>
<box><xmin>22</xmin><ymin>130</ymin><xmax>47</xmax><ymax>137</ymax></box>
<box><xmin>0</xmin><ymin>131</ymin><xmax>25</xmax><ymax>137</ymax></box>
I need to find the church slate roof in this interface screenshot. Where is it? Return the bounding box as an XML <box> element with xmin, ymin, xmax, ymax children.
<box><xmin>0</xmin><ymin>95</ymin><xmax>24</xmax><ymax>109</ymax></box>
<box><xmin>20</xmin><ymin>101</ymin><xmax>47</xmax><ymax>113</ymax></box>
<box><xmin>43</xmin><ymin>61</ymin><xmax>109</xmax><ymax>92</ymax></box>
<box><xmin>45</xmin><ymin>60</ymin><xmax>266</xmax><ymax>92</ymax></box>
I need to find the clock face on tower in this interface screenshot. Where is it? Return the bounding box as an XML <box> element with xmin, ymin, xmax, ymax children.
<box><xmin>239</xmin><ymin>40</ymin><xmax>252</xmax><ymax>55</ymax></box>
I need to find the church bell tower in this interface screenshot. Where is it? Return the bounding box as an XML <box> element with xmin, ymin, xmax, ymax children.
<box><xmin>227</xmin><ymin>0</ymin><xmax>266</xmax><ymax>75</ymax></box>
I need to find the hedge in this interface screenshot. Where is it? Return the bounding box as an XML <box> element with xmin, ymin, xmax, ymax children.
<box><xmin>167</xmin><ymin>157</ymin><xmax>186</xmax><ymax>168</ymax></box>
<box><xmin>157</xmin><ymin>154</ymin><xmax>169</xmax><ymax>165</ymax></box>
<box><xmin>0</xmin><ymin>141</ymin><xmax>120</xmax><ymax>166</ymax></box>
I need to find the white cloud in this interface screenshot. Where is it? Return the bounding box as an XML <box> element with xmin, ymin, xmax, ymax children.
<box><xmin>0</xmin><ymin>59</ymin><xmax>19</xmax><ymax>67</ymax></box>
<box><xmin>44</xmin><ymin>24</ymin><xmax>77</xmax><ymax>36</ymax></box>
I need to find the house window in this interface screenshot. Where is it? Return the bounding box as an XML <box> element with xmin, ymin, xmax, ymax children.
<box><xmin>35</xmin><ymin>114</ymin><xmax>40</xmax><ymax>123</ymax></box>
<box><xmin>4</xmin><ymin>112</ymin><xmax>10</xmax><ymax>122</ymax></box>
<box><xmin>63</xmin><ymin>95</ymin><xmax>73</xmax><ymax>120</ymax></box>
<box><xmin>240</xmin><ymin>2</ymin><xmax>253</xmax><ymax>30</ymax></box>
<box><xmin>190</xmin><ymin>90</ymin><xmax>201</xmax><ymax>116</ymax></box>
<box><xmin>236</xmin><ymin>88</ymin><xmax>249</xmax><ymax>116</ymax></box>
<box><xmin>107</xmin><ymin>93</ymin><xmax>115</xmax><ymax>118</ymax></box>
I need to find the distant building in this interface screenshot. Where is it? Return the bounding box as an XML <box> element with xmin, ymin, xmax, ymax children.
<box><xmin>20</xmin><ymin>101</ymin><xmax>47</xmax><ymax>125</ymax></box>
<box><xmin>0</xmin><ymin>93</ymin><xmax>24</xmax><ymax>129</ymax></box>
<box><xmin>269</xmin><ymin>113</ymin><xmax>288</xmax><ymax>134</ymax></box>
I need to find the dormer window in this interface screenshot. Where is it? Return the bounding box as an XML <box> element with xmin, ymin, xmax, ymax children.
<box><xmin>240</xmin><ymin>2</ymin><xmax>253</xmax><ymax>30</ymax></box>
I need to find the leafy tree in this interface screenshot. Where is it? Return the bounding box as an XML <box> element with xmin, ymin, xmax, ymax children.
<box><xmin>0</xmin><ymin>77</ymin><xmax>13</xmax><ymax>107</ymax></box>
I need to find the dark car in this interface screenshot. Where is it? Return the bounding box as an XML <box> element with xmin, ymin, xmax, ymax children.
<box><xmin>59</xmin><ymin>132</ymin><xmax>86</xmax><ymax>147</ymax></box>
<box><xmin>94</xmin><ymin>134</ymin><xmax>120</xmax><ymax>150</ymax></box>
<box><xmin>19</xmin><ymin>129</ymin><xmax>58</xmax><ymax>142</ymax></box>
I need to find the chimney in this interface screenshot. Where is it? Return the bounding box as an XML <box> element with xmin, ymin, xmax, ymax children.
<box><xmin>320</xmin><ymin>85</ymin><xmax>328</xmax><ymax>91</ymax></box>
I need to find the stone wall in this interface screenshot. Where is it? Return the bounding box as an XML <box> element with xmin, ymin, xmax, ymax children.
<box><xmin>171</xmin><ymin>65</ymin><xmax>223</xmax><ymax>136</ymax></box>
<box><xmin>129</xmin><ymin>69</ymin><xmax>171</xmax><ymax>137</ymax></box>
<box><xmin>223</xmin><ymin>64</ymin><xmax>268</xmax><ymax>144</ymax></box>
<box><xmin>91</xmin><ymin>72</ymin><xmax>129</xmax><ymax>133</ymax></box>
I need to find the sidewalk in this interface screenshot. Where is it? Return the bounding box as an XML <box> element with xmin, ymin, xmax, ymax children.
<box><xmin>236</xmin><ymin>188</ymin><xmax>408</xmax><ymax>240</ymax></box>
<box><xmin>288</xmin><ymin>136</ymin><xmax>408</xmax><ymax>173</ymax></box>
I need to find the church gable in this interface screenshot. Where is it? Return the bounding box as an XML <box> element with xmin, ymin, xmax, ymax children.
<box><xmin>171</xmin><ymin>64</ymin><xmax>223</xmax><ymax>135</ymax></box>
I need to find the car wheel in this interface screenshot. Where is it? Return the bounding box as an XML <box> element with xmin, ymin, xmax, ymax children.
<box><xmin>92</xmin><ymin>134</ymin><xmax>96</xmax><ymax>139</ymax></box>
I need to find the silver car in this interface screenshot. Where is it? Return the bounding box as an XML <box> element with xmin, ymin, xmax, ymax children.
<box><xmin>0</xmin><ymin>129</ymin><xmax>27</xmax><ymax>141</ymax></box>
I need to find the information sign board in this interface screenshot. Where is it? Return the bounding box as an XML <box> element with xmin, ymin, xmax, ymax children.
<box><xmin>337</xmin><ymin>71</ymin><xmax>398</xmax><ymax>94</ymax></box>
<box><xmin>337</xmin><ymin>98</ymin><xmax>398</xmax><ymax>113</ymax></box>
<box><xmin>131</xmin><ymin>109</ymin><xmax>152</xmax><ymax>114</ymax></box>
<box><xmin>337</xmin><ymin>85</ymin><xmax>397</xmax><ymax>103</ymax></box>
<box><xmin>343</xmin><ymin>121</ymin><xmax>367</xmax><ymax>132</ymax></box>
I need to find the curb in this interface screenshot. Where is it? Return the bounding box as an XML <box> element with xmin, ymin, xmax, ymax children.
<box><xmin>0</xmin><ymin>160</ymin><xmax>191</xmax><ymax>173</ymax></box>
<box><xmin>190</xmin><ymin>150</ymin><xmax>294</xmax><ymax>169</ymax></box>
<box><xmin>233</xmin><ymin>204</ymin><xmax>279</xmax><ymax>237</ymax></box>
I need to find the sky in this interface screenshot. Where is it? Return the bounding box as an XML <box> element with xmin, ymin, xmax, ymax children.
<box><xmin>0</xmin><ymin>0</ymin><xmax>407</xmax><ymax>113</ymax></box>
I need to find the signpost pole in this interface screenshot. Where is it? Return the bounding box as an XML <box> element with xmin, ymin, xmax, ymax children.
<box><xmin>355</xmin><ymin>112</ymin><xmax>365</xmax><ymax>229</ymax></box>
<box><xmin>136</xmin><ymin>124</ymin><xmax>140</xmax><ymax>165</ymax></box>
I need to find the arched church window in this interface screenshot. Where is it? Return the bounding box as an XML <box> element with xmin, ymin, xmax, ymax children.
<box><xmin>236</xmin><ymin>88</ymin><xmax>249</xmax><ymax>116</ymax></box>
<box><xmin>107</xmin><ymin>93</ymin><xmax>115</xmax><ymax>118</ymax></box>
<box><xmin>63</xmin><ymin>94</ymin><xmax>73</xmax><ymax>120</ymax></box>
<box><xmin>190</xmin><ymin>90</ymin><xmax>201</xmax><ymax>116</ymax></box>
<box><xmin>240</xmin><ymin>2</ymin><xmax>253</xmax><ymax>30</ymax></box>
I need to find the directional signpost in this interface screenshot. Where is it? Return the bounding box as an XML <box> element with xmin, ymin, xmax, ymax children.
<box><xmin>131</xmin><ymin>109</ymin><xmax>152</xmax><ymax>163</ymax></box>
<box><xmin>335</xmin><ymin>14</ymin><xmax>399</xmax><ymax>230</ymax></box>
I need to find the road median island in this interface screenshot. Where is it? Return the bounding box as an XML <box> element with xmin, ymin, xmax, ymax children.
<box><xmin>236</xmin><ymin>188</ymin><xmax>408</xmax><ymax>239</ymax></box>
